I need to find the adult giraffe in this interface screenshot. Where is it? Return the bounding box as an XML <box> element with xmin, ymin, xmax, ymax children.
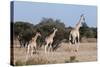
<box><xmin>69</xmin><ymin>14</ymin><xmax>85</xmax><ymax>52</ymax></box>
<box><xmin>45</xmin><ymin>28</ymin><xmax>58</xmax><ymax>53</ymax></box>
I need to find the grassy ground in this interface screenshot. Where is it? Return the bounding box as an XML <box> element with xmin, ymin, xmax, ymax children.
<box><xmin>11</xmin><ymin>41</ymin><xmax>97</xmax><ymax>66</ymax></box>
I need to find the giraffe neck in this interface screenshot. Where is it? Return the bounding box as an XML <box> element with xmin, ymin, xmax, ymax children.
<box><xmin>49</xmin><ymin>30</ymin><xmax>57</xmax><ymax>39</ymax></box>
<box><xmin>75</xmin><ymin>16</ymin><xmax>83</xmax><ymax>30</ymax></box>
<box><xmin>75</xmin><ymin>23</ymin><xmax>81</xmax><ymax>30</ymax></box>
<box><xmin>33</xmin><ymin>34</ymin><xmax>38</xmax><ymax>42</ymax></box>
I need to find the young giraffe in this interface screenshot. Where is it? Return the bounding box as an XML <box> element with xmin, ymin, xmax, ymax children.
<box><xmin>45</xmin><ymin>28</ymin><xmax>58</xmax><ymax>53</ymax></box>
<box><xmin>27</xmin><ymin>32</ymin><xmax>41</xmax><ymax>56</ymax></box>
<box><xmin>69</xmin><ymin>14</ymin><xmax>85</xmax><ymax>52</ymax></box>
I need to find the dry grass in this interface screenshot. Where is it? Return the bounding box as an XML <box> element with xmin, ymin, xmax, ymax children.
<box><xmin>15</xmin><ymin>57</ymin><xmax>48</xmax><ymax>66</ymax></box>
<box><xmin>65</xmin><ymin>56</ymin><xmax>79</xmax><ymax>63</ymax></box>
<box><xmin>11</xmin><ymin>41</ymin><xmax>97</xmax><ymax>66</ymax></box>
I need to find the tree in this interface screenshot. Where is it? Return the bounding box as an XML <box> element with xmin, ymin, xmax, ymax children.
<box><xmin>13</xmin><ymin>18</ymin><xmax>97</xmax><ymax>49</ymax></box>
<box><xmin>80</xmin><ymin>22</ymin><xmax>97</xmax><ymax>38</ymax></box>
<box><xmin>35</xmin><ymin>18</ymin><xmax>66</xmax><ymax>50</ymax></box>
<box><xmin>13</xmin><ymin>21</ymin><xmax>35</xmax><ymax>47</ymax></box>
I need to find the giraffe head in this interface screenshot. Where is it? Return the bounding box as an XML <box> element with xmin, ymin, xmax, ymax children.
<box><xmin>80</xmin><ymin>14</ymin><xmax>85</xmax><ymax>22</ymax></box>
<box><xmin>53</xmin><ymin>27</ymin><xmax>58</xmax><ymax>32</ymax></box>
<box><xmin>36</xmin><ymin>32</ymin><xmax>41</xmax><ymax>37</ymax></box>
<box><xmin>31</xmin><ymin>32</ymin><xmax>41</xmax><ymax>41</ymax></box>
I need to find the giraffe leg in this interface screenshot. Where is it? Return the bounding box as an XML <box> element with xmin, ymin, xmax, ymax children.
<box><xmin>45</xmin><ymin>43</ymin><xmax>49</xmax><ymax>53</ymax></box>
<box><xmin>76</xmin><ymin>36</ymin><xmax>80</xmax><ymax>52</ymax></box>
<box><xmin>34</xmin><ymin>47</ymin><xmax>36</xmax><ymax>53</ymax></box>
<box><xmin>27</xmin><ymin>45</ymin><xmax>31</xmax><ymax>55</ymax></box>
<box><xmin>76</xmin><ymin>44</ymin><xmax>79</xmax><ymax>52</ymax></box>
<box><xmin>31</xmin><ymin>47</ymin><xmax>34</xmax><ymax>56</ymax></box>
<box><xmin>73</xmin><ymin>37</ymin><xmax>76</xmax><ymax>52</ymax></box>
<box><xmin>69</xmin><ymin>34</ymin><xmax>73</xmax><ymax>52</ymax></box>
<box><xmin>69</xmin><ymin>34</ymin><xmax>72</xmax><ymax>45</ymax></box>
<box><xmin>49</xmin><ymin>43</ymin><xmax>52</xmax><ymax>52</ymax></box>
<box><xmin>72</xmin><ymin>36</ymin><xmax>75</xmax><ymax>44</ymax></box>
<box><xmin>74</xmin><ymin>38</ymin><xmax>78</xmax><ymax>52</ymax></box>
<box><xmin>26</xmin><ymin>44</ymin><xmax>31</xmax><ymax>61</ymax></box>
<box><xmin>33</xmin><ymin>46</ymin><xmax>37</xmax><ymax>54</ymax></box>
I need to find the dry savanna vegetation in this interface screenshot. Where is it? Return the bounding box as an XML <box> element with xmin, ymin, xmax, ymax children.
<box><xmin>12</xmin><ymin>40</ymin><xmax>97</xmax><ymax>66</ymax></box>
<box><xmin>11</xmin><ymin>18</ymin><xmax>97</xmax><ymax>66</ymax></box>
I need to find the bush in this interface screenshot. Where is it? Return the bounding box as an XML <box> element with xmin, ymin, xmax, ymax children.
<box><xmin>65</xmin><ymin>56</ymin><xmax>79</xmax><ymax>63</ymax></box>
<box><xmin>26</xmin><ymin>57</ymin><xmax>48</xmax><ymax>65</ymax></box>
<box><xmin>15</xmin><ymin>60</ymin><xmax>25</xmax><ymax>66</ymax></box>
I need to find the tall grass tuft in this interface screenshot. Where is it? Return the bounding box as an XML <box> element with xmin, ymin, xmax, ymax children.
<box><xmin>65</xmin><ymin>56</ymin><xmax>79</xmax><ymax>63</ymax></box>
<box><xmin>15</xmin><ymin>57</ymin><xmax>49</xmax><ymax>66</ymax></box>
<box><xmin>25</xmin><ymin>57</ymin><xmax>48</xmax><ymax>65</ymax></box>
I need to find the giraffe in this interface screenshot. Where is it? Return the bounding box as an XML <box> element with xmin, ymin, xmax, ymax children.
<box><xmin>27</xmin><ymin>32</ymin><xmax>41</xmax><ymax>57</ymax></box>
<box><xmin>45</xmin><ymin>28</ymin><xmax>58</xmax><ymax>53</ymax></box>
<box><xmin>69</xmin><ymin>14</ymin><xmax>85</xmax><ymax>52</ymax></box>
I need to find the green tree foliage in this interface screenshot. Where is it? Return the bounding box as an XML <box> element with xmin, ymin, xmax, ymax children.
<box><xmin>35</xmin><ymin>18</ymin><xmax>66</xmax><ymax>49</ymax></box>
<box><xmin>13</xmin><ymin>21</ymin><xmax>35</xmax><ymax>47</ymax></box>
<box><xmin>80</xmin><ymin>22</ymin><xmax>97</xmax><ymax>38</ymax></box>
<box><xmin>64</xmin><ymin>26</ymin><xmax>73</xmax><ymax>42</ymax></box>
<box><xmin>12</xmin><ymin>18</ymin><xmax>97</xmax><ymax>48</ymax></box>
<box><xmin>13</xmin><ymin>21</ymin><xmax>35</xmax><ymax>37</ymax></box>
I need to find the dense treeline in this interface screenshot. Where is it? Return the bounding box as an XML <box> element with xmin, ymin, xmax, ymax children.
<box><xmin>12</xmin><ymin>18</ymin><xmax>97</xmax><ymax>49</ymax></box>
